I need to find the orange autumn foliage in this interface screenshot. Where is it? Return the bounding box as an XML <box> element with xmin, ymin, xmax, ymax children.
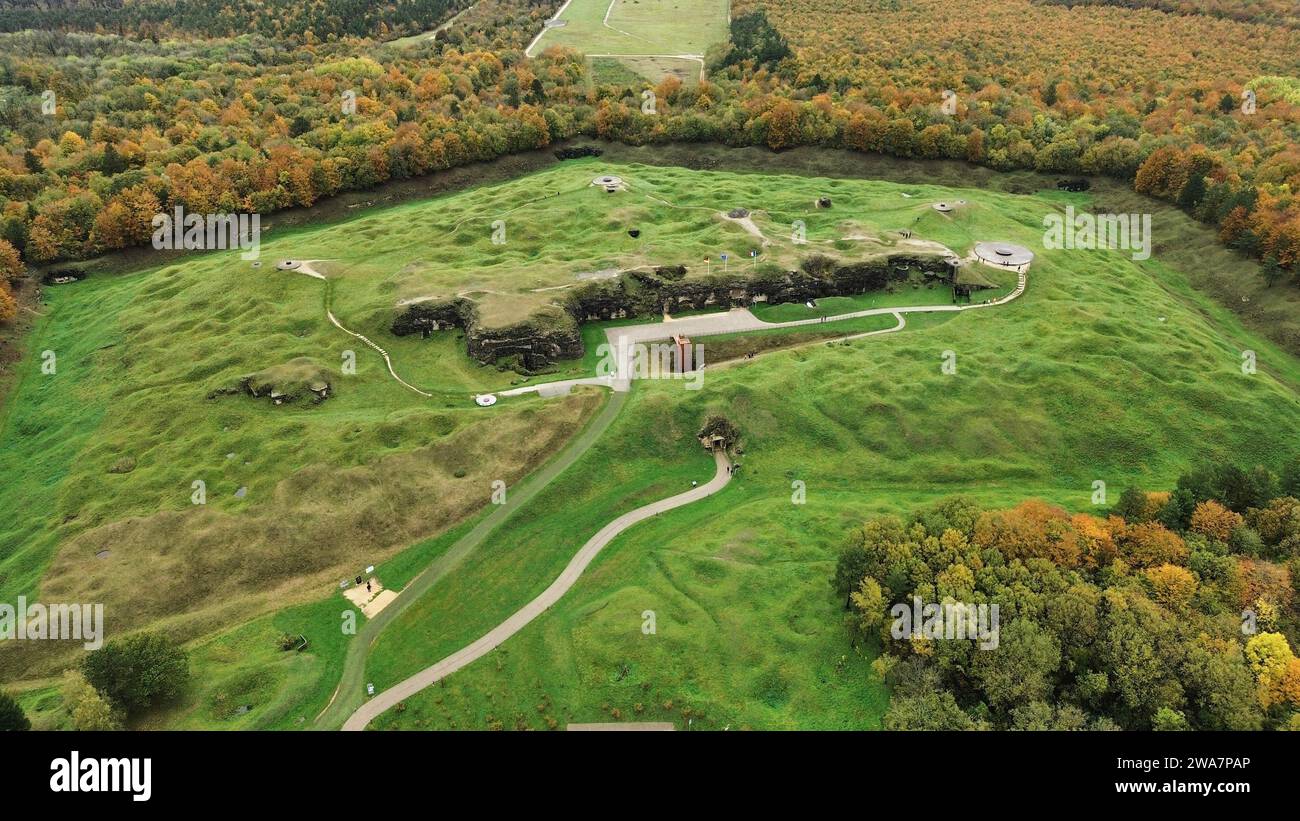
<box><xmin>1238</xmin><ymin>559</ymin><xmax>1294</xmax><ymax>611</ymax></box>
<box><xmin>1115</xmin><ymin>520</ymin><xmax>1189</xmax><ymax>568</ymax></box>
<box><xmin>0</xmin><ymin>281</ymin><xmax>15</xmax><ymax>324</ymax></box>
<box><xmin>1190</xmin><ymin>499</ymin><xmax>1244</xmax><ymax>542</ymax></box>
<box><xmin>972</xmin><ymin>501</ymin><xmax>1191</xmax><ymax>571</ymax></box>
<box><xmin>1280</xmin><ymin>658</ymin><xmax>1300</xmax><ymax>707</ymax></box>
<box><xmin>974</xmin><ymin>500</ymin><xmax>1087</xmax><ymax>567</ymax></box>
<box><xmin>1071</xmin><ymin>513</ymin><xmax>1119</xmax><ymax>569</ymax></box>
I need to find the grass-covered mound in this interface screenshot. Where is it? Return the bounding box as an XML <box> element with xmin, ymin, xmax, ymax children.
<box><xmin>315</xmin><ymin>159</ymin><xmax>994</xmax><ymax>348</ymax></box>
<box><xmin>213</xmin><ymin>357</ymin><xmax>334</xmax><ymax>405</ymax></box>
<box><xmin>391</xmin><ymin>249</ymin><xmax>956</xmax><ymax>369</ymax></box>
<box><xmin>362</xmin><ymin>165</ymin><xmax>1300</xmax><ymax>729</ymax></box>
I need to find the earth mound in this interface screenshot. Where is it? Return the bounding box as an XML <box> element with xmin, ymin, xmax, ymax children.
<box><xmin>211</xmin><ymin>357</ymin><xmax>333</xmax><ymax>405</ymax></box>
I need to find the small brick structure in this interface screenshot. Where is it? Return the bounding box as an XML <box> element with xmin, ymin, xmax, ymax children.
<box><xmin>672</xmin><ymin>334</ymin><xmax>692</xmax><ymax>374</ymax></box>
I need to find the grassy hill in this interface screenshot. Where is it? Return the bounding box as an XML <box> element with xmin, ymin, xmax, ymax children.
<box><xmin>366</xmin><ymin>224</ymin><xmax>1300</xmax><ymax>726</ymax></box>
<box><xmin>6</xmin><ymin>155</ymin><xmax>1300</xmax><ymax>729</ymax></box>
<box><xmin>0</xmin><ymin>183</ymin><xmax>611</xmax><ymax>683</ymax></box>
<box><xmin>359</xmin><ymin>167</ymin><xmax>1300</xmax><ymax>730</ymax></box>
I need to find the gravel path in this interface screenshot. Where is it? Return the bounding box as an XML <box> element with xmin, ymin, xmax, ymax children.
<box><xmin>314</xmin><ymin>390</ymin><xmax>630</xmax><ymax>729</ymax></box>
<box><xmin>342</xmin><ymin>448</ymin><xmax>732</xmax><ymax>730</ymax></box>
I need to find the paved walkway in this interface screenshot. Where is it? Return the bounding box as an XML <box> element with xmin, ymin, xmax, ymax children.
<box><xmin>610</xmin><ymin>270</ymin><xmax>1024</xmax><ymax>347</ymax></box>
<box><xmin>314</xmin><ymin>389</ymin><xmax>630</xmax><ymax>729</ymax></box>
<box><xmin>342</xmin><ymin>448</ymin><xmax>732</xmax><ymax>730</ymax></box>
<box><xmin>500</xmin><ymin>269</ymin><xmax>1026</xmax><ymax>397</ymax></box>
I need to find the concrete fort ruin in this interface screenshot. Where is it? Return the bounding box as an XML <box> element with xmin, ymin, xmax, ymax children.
<box><xmin>391</xmin><ymin>252</ymin><xmax>958</xmax><ymax>371</ymax></box>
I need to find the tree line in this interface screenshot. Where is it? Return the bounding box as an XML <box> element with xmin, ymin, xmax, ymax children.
<box><xmin>1037</xmin><ymin>0</ymin><xmax>1299</xmax><ymax>28</ymax></box>
<box><xmin>0</xmin><ymin>0</ymin><xmax>472</xmax><ymax>41</ymax></box>
<box><xmin>835</xmin><ymin>456</ymin><xmax>1300</xmax><ymax>729</ymax></box>
<box><xmin>0</xmin><ymin>0</ymin><xmax>1297</xmax><ymax>318</ymax></box>
<box><xmin>723</xmin><ymin>0</ymin><xmax>1300</xmax><ymax>284</ymax></box>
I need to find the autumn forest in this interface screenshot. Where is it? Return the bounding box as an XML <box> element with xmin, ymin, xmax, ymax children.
<box><xmin>0</xmin><ymin>0</ymin><xmax>1296</xmax><ymax>325</ymax></box>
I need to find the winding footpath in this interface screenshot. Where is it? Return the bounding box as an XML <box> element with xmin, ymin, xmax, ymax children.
<box><xmin>297</xmin><ymin>262</ymin><xmax>434</xmax><ymax>398</ymax></box>
<box><xmin>314</xmin><ymin>389</ymin><xmax>631</xmax><ymax>729</ymax></box>
<box><xmin>313</xmin><ymin>257</ymin><xmax>1026</xmax><ymax>729</ymax></box>
<box><xmin>341</xmin><ymin>448</ymin><xmax>732</xmax><ymax>730</ymax></box>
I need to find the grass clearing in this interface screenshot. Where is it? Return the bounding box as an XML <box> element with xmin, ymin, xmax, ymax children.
<box><xmin>531</xmin><ymin>0</ymin><xmax>727</xmax><ymax>82</ymax></box>
<box><xmin>1</xmin><ymin>155</ymin><xmax>1008</xmax><ymax>690</ymax></box>
<box><xmin>0</xmin><ymin>203</ymin><xmax>604</xmax><ymax>683</ymax></box>
<box><xmin>533</xmin><ymin>0</ymin><xmax>729</xmax><ymax>56</ymax></box>
<box><xmin>589</xmin><ymin>55</ymin><xmax>702</xmax><ymax>86</ymax></box>
<box><xmin>699</xmin><ymin>311</ymin><xmax>908</xmax><ymax>364</ymax></box>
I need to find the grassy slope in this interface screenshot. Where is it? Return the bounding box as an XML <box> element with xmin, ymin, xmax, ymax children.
<box><xmin>589</xmin><ymin>55</ymin><xmax>702</xmax><ymax>87</ymax></box>
<box><xmin>0</xmin><ymin>198</ymin><xmax>603</xmax><ymax>684</ymax></box>
<box><xmin>599</xmin><ymin>141</ymin><xmax>1300</xmax><ymax>358</ymax></box>
<box><xmin>366</xmin><ymin>172</ymin><xmax>1300</xmax><ymax>730</ymax></box>
<box><xmin>19</xmin><ymin>595</ymin><xmax>360</xmax><ymax>730</ymax></box>
<box><xmin>318</xmin><ymin>159</ymin><xmax>802</xmax><ymax>330</ymax></box>
<box><xmin>363</xmin><ymin>387</ymin><xmax>713</xmax><ymax>692</ymax></box>
<box><xmin>311</xmin><ymin>156</ymin><xmax>1014</xmax><ymax>341</ymax></box>
<box><xmin>314</xmin><ymin>387</ymin><xmax>630</xmax><ymax>729</ymax></box>
<box><xmin>0</xmin><ymin>154</ymin><xmax>987</xmax><ymax>719</ymax></box>
<box><xmin>368</xmin><ymin>382</ymin><xmax>893</xmax><ymax>730</ymax></box>
<box><xmin>699</xmin><ymin>311</ymin><xmax>908</xmax><ymax>365</ymax></box>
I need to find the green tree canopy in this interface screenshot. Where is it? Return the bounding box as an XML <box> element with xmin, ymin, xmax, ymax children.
<box><xmin>82</xmin><ymin>632</ymin><xmax>190</xmax><ymax>714</ymax></box>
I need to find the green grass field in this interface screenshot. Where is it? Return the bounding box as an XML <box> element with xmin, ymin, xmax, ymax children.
<box><xmin>0</xmin><ymin>154</ymin><xmax>991</xmax><ymax>713</ymax></box>
<box><xmin>589</xmin><ymin>55</ymin><xmax>703</xmax><ymax>87</ymax></box>
<box><xmin>532</xmin><ymin>0</ymin><xmax>729</xmax><ymax>56</ymax></box>
<box><xmin>6</xmin><ymin>147</ymin><xmax>1300</xmax><ymax>730</ymax></box>
<box><xmin>0</xmin><ymin>174</ymin><xmax>617</xmax><ymax>684</ymax></box>
<box><xmin>531</xmin><ymin>0</ymin><xmax>727</xmax><ymax>83</ymax></box>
